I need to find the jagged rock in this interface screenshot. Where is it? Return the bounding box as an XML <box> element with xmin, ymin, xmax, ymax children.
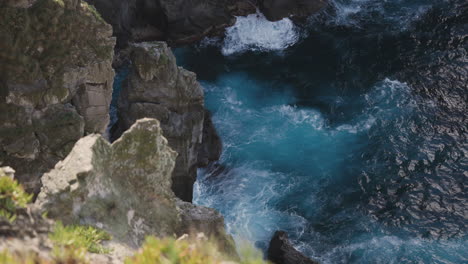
<box><xmin>85</xmin><ymin>0</ymin><xmax>256</xmax><ymax>46</ymax></box>
<box><xmin>158</xmin><ymin>0</ymin><xmax>256</xmax><ymax>44</ymax></box>
<box><xmin>0</xmin><ymin>0</ymin><xmax>115</xmax><ymax>195</ymax></box>
<box><xmin>113</xmin><ymin>42</ymin><xmax>221</xmax><ymax>202</ymax></box>
<box><xmin>268</xmin><ymin>231</ymin><xmax>319</xmax><ymax>264</ymax></box>
<box><xmin>198</xmin><ymin>109</ymin><xmax>223</xmax><ymax>167</ymax></box>
<box><xmin>37</xmin><ymin>118</ymin><xmax>233</xmax><ymax>252</ymax></box>
<box><xmin>177</xmin><ymin>200</ymin><xmax>236</xmax><ymax>256</ymax></box>
<box><xmin>259</xmin><ymin>0</ymin><xmax>327</xmax><ymax>21</ymax></box>
<box><xmin>36</xmin><ymin>119</ymin><xmax>177</xmax><ymax>247</ymax></box>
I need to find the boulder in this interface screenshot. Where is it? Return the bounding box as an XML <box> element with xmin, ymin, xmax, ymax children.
<box><xmin>36</xmin><ymin>118</ymin><xmax>233</xmax><ymax>251</ymax></box>
<box><xmin>113</xmin><ymin>42</ymin><xmax>221</xmax><ymax>202</ymax></box>
<box><xmin>259</xmin><ymin>0</ymin><xmax>327</xmax><ymax>21</ymax></box>
<box><xmin>0</xmin><ymin>0</ymin><xmax>115</xmax><ymax>195</ymax></box>
<box><xmin>268</xmin><ymin>231</ymin><xmax>319</xmax><ymax>264</ymax></box>
<box><xmin>177</xmin><ymin>200</ymin><xmax>236</xmax><ymax>257</ymax></box>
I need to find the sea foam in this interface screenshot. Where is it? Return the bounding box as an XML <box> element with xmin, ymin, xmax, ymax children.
<box><xmin>222</xmin><ymin>12</ymin><xmax>300</xmax><ymax>55</ymax></box>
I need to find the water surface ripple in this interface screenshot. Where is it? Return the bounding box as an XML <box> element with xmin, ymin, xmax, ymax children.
<box><xmin>174</xmin><ymin>0</ymin><xmax>468</xmax><ymax>263</ymax></box>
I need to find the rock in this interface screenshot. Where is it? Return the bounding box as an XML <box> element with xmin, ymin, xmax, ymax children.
<box><xmin>85</xmin><ymin>0</ymin><xmax>257</xmax><ymax>46</ymax></box>
<box><xmin>0</xmin><ymin>166</ymin><xmax>15</xmax><ymax>179</ymax></box>
<box><xmin>0</xmin><ymin>167</ymin><xmax>54</xmax><ymax>260</ymax></box>
<box><xmin>198</xmin><ymin>110</ymin><xmax>223</xmax><ymax>167</ymax></box>
<box><xmin>0</xmin><ymin>0</ymin><xmax>115</xmax><ymax>195</ymax></box>
<box><xmin>36</xmin><ymin>118</ymin><xmax>234</xmax><ymax>253</ymax></box>
<box><xmin>158</xmin><ymin>0</ymin><xmax>256</xmax><ymax>44</ymax></box>
<box><xmin>268</xmin><ymin>231</ymin><xmax>319</xmax><ymax>264</ymax></box>
<box><xmin>177</xmin><ymin>199</ymin><xmax>236</xmax><ymax>257</ymax></box>
<box><xmin>36</xmin><ymin>118</ymin><xmax>178</xmax><ymax>247</ymax></box>
<box><xmin>0</xmin><ymin>204</ymin><xmax>54</xmax><ymax>262</ymax></box>
<box><xmin>113</xmin><ymin>42</ymin><xmax>220</xmax><ymax>202</ymax></box>
<box><xmin>259</xmin><ymin>0</ymin><xmax>327</xmax><ymax>21</ymax></box>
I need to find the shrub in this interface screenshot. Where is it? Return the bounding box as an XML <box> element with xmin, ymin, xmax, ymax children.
<box><xmin>49</xmin><ymin>222</ymin><xmax>112</xmax><ymax>255</ymax></box>
<box><xmin>0</xmin><ymin>249</ymin><xmax>89</xmax><ymax>264</ymax></box>
<box><xmin>125</xmin><ymin>236</ymin><xmax>270</xmax><ymax>264</ymax></box>
<box><xmin>0</xmin><ymin>176</ymin><xmax>32</xmax><ymax>222</ymax></box>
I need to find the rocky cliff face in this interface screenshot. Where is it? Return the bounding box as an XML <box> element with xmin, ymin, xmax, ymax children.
<box><xmin>112</xmin><ymin>42</ymin><xmax>221</xmax><ymax>202</ymax></box>
<box><xmin>0</xmin><ymin>0</ymin><xmax>115</xmax><ymax>194</ymax></box>
<box><xmin>85</xmin><ymin>0</ymin><xmax>257</xmax><ymax>47</ymax></box>
<box><xmin>36</xmin><ymin>118</ymin><xmax>234</xmax><ymax>252</ymax></box>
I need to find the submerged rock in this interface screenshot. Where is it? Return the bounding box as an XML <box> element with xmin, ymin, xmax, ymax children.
<box><xmin>0</xmin><ymin>0</ymin><xmax>115</xmax><ymax>195</ymax></box>
<box><xmin>268</xmin><ymin>231</ymin><xmax>319</xmax><ymax>264</ymax></box>
<box><xmin>37</xmin><ymin>118</ymin><xmax>233</xmax><ymax>251</ymax></box>
<box><xmin>259</xmin><ymin>0</ymin><xmax>327</xmax><ymax>21</ymax></box>
<box><xmin>113</xmin><ymin>42</ymin><xmax>221</xmax><ymax>202</ymax></box>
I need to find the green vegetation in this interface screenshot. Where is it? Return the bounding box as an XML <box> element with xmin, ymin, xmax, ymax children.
<box><xmin>0</xmin><ymin>250</ymin><xmax>46</xmax><ymax>264</ymax></box>
<box><xmin>0</xmin><ymin>249</ymin><xmax>88</xmax><ymax>264</ymax></box>
<box><xmin>125</xmin><ymin>236</ymin><xmax>270</xmax><ymax>264</ymax></box>
<box><xmin>0</xmin><ymin>175</ymin><xmax>32</xmax><ymax>222</ymax></box>
<box><xmin>81</xmin><ymin>1</ymin><xmax>105</xmax><ymax>23</ymax></box>
<box><xmin>49</xmin><ymin>222</ymin><xmax>112</xmax><ymax>255</ymax></box>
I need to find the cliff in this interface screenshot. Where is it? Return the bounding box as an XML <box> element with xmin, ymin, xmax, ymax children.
<box><xmin>0</xmin><ymin>0</ymin><xmax>115</xmax><ymax>194</ymax></box>
<box><xmin>112</xmin><ymin>42</ymin><xmax>221</xmax><ymax>202</ymax></box>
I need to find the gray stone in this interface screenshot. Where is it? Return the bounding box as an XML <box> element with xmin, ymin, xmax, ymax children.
<box><xmin>268</xmin><ymin>231</ymin><xmax>320</xmax><ymax>264</ymax></box>
<box><xmin>36</xmin><ymin>119</ymin><xmax>178</xmax><ymax>247</ymax></box>
<box><xmin>0</xmin><ymin>0</ymin><xmax>115</xmax><ymax>194</ymax></box>
<box><xmin>114</xmin><ymin>42</ymin><xmax>219</xmax><ymax>202</ymax></box>
<box><xmin>36</xmin><ymin>118</ymin><xmax>235</xmax><ymax>253</ymax></box>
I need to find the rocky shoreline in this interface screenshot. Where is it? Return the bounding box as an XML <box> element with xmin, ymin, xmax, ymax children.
<box><xmin>0</xmin><ymin>0</ymin><xmax>327</xmax><ymax>263</ymax></box>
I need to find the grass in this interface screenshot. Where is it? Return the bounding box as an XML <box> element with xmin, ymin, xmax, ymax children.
<box><xmin>0</xmin><ymin>175</ymin><xmax>33</xmax><ymax>222</ymax></box>
<box><xmin>49</xmin><ymin>222</ymin><xmax>112</xmax><ymax>255</ymax></box>
<box><xmin>125</xmin><ymin>236</ymin><xmax>270</xmax><ymax>264</ymax></box>
<box><xmin>0</xmin><ymin>249</ymin><xmax>89</xmax><ymax>264</ymax></box>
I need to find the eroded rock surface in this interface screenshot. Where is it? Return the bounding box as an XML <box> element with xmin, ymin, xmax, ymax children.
<box><xmin>268</xmin><ymin>231</ymin><xmax>319</xmax><ymax>264</ymax></box>
<box><xmin>86</xmin><ymin>0</ymin><xmax>257</xmax><ymax>46</ymax></box>
<box><xmin>113</xmin><ymin>42</ymin><xmax>221</xmax><ymax>202</ymax></box>
<box><xmin>0</xmin><ymin>0</ymin><xmax>115</xmax><ymax>194</ymax></box>
<box><xmin>37</xmin><ymin>118</ymin><xmax>233</xmax><ymax>250</ymax></box>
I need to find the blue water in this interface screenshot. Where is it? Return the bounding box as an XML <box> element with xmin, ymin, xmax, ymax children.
<box><xmin>173</xmin><ymin>0</ymin><xmax>467</xmax><ymax>263</ymax></box>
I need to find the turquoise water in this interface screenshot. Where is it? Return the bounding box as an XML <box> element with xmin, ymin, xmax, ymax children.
<box><xmin>171</xmin><ymin>0</ymin><xmax>467</xmax><ymax>263</ymax></box>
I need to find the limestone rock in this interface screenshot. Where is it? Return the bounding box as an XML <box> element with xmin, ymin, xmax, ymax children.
<box><xmin>259</xmin><ymin>0</ymin><xmax>327</xmax><ymax>21</ymax></box>
<box><xmin>268</xmin><ymin>231</ymin><xmax>319</xmax><ymax>264</ymax></box>
<box><xmin>0</xmin><ymin>0</ymin><xmax>115</xmax><ymax>194</ymax></box>
<box><xmin>36</xmin><ymin>118</ymin><xmax>232</xmax><ymax>253</ymax></box>
<box><xmin>113</xmin><ymin>42</ymin><xmax>221</xmax><ymax>202</ymax></box>
<box><xmin>36</xmin><ymin>119</ymin><xmax>178</xmax><ymax>247</ymax></box>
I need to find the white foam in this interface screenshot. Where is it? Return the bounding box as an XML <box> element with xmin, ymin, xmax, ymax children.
<box><xmin>222</xmin><ymin>11</ymin><xmax>300</xmax><ymax>55</ymax></box>
<box><xmin>271</xmin><ymin>105</ymin><xmax>325</xmax><ymax>130</ymax></box>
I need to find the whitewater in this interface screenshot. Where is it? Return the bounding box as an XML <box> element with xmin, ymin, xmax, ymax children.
<box><xmin>174</xmin><ymin>0</ymin><xmax>467</xmax><ymax>263</ymax></box>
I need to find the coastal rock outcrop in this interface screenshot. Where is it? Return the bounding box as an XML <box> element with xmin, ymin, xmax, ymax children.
<box><xmin>268</xmin><ymin>231</ymin><xmax>319</xmax><ymax>264</ymax></box>
<box><xmin>259</xmin><ymin>0</ymin><xmax>327</xmax><ymax>21</ymax></box>
<box><xmin>36</xmin><ymin>118</ymin><xmax>234</xmax><ymax>251</ymax></box>
<box><xmin>0</xmin><ymin>0</ymin><xmax>115</xmax><ymax>194</ymax></box>
<box><xmin>86</xmin><ymin>0</ymin><xmax>256</xmax><ymax>46</ymax></box>
<box><xmin>113</xmin><ymin>42</ymin><xmax>221</xmax><ymax>202</ymax></box>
